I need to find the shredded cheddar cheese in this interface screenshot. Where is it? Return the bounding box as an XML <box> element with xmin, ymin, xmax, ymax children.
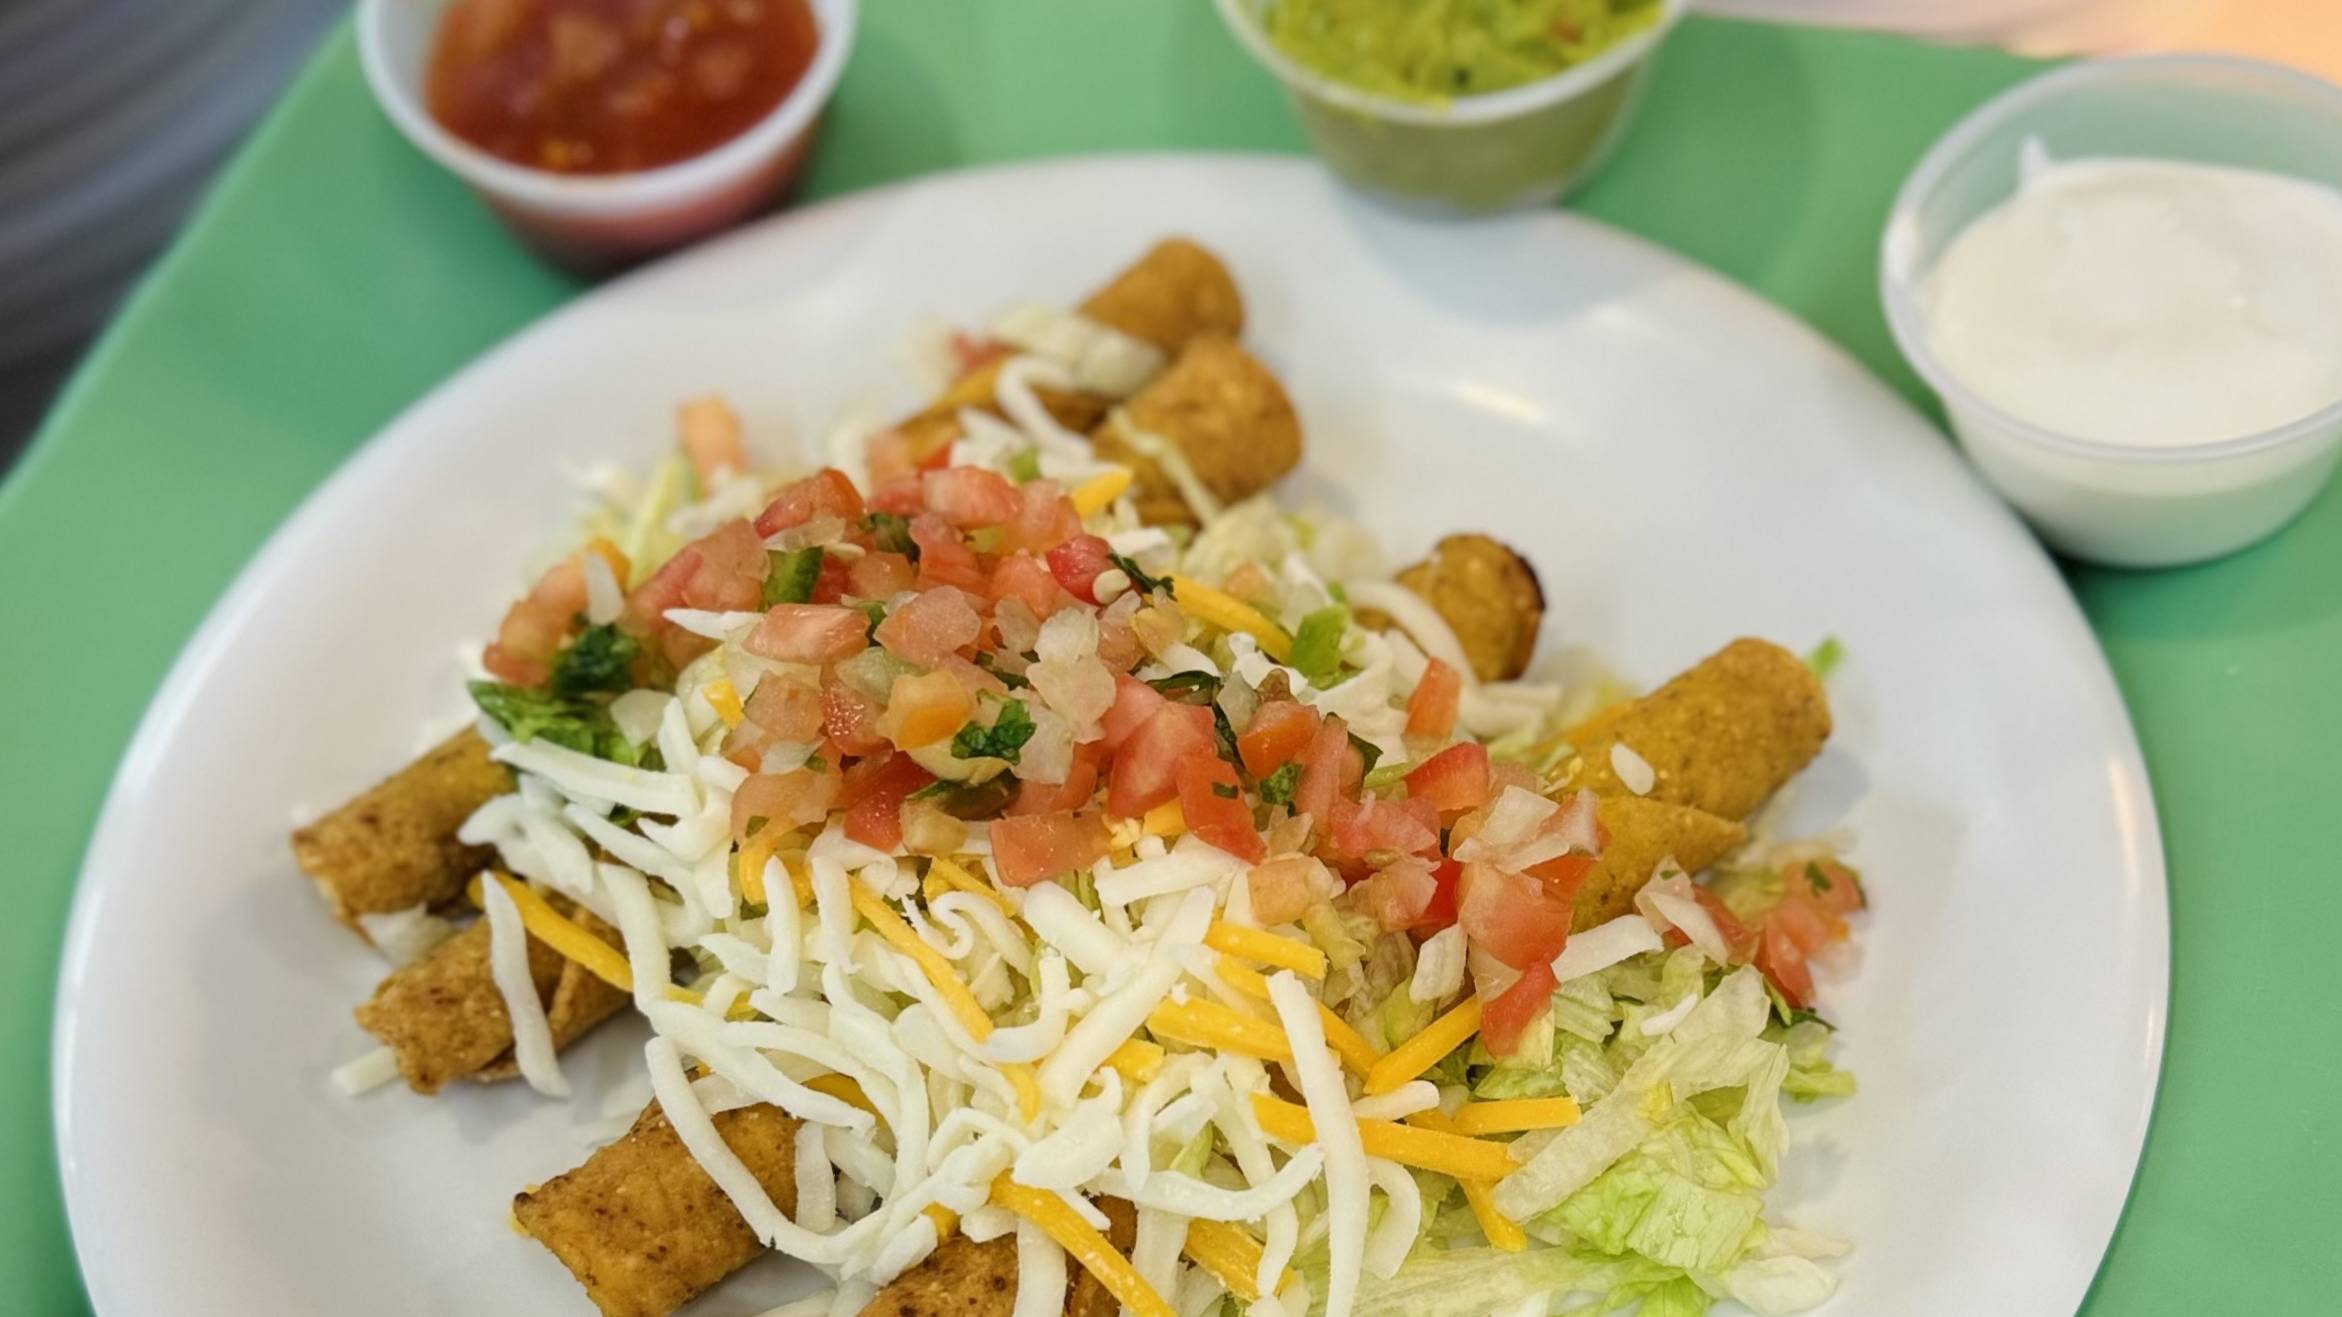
<box><xmin>1005</xmin><ymin>1062</ymin><xmax>1043</xmax><ymax>1123</ymax></box>
<box><xmin>1364</xmin><ymin>995</ymin><xmax>1483</xmax><ymax>1096</ymax></box>
<box><xmin>1183</xmin><ymin>1220</ymin><xmax>1289</xmax><ymax>1302</ymax></box>
<box><xmin>1449</xmin><ymin>1096</ymin><xmax>1583</xmax><ymax>1136</ymax></box>
<box><xmin>1170</xmin><ymin>575</ymin><xmax>1293</xmax><ymax>661</ymax></box>
<box><xmin>1103</xmin><ymin>1038</ymin><xmax>1166</xmax><ymax>1085</ymax></box>
<box><xmin>1214</xmin><ymin>957</ymin><xmax>1379</xmax><ymax>1078</ymax></box>
<box><xmin>1069</xmin><ymin>466</ymin><xmax>1135</xmax><ymax>517</ymax></box>
<box><xmin>992</xmin><ymin>1176</ymin><xmax>1176</xmax><ymax>1317</ymax></box>
<box><xmin>1249</xmin><ymin>1094</ymin><xmax>1518</xmax><ymax>1182</ymax></box>
<box><xmin>1408</xmin><ymin>1111</ymin><xmax>1527</xmax><ymax>1250</ymax></box>
<box><xmin>849</xmin><ymin>885</ymin><xmax>995</xmax><ymax>1042</ymax></box>
<box><xmin>804</xmin><ymin>1072</ymin><xmax>879</xmax><ymax>1118</ymax></box>
<box><xmin>927</xmin><ymin>854</ymin><xmax>1016</xmax><ymax>915</ymax></box>
<box><xmin>704</xmin><ymin>676</ymin><xmax>745</xmax><ymax>728</ymax></box>
<box><xmin>1203</xmin><ymin>922</ymin><xmax>1327</xmax><ymax>979</ymax></box>
<box><xmin>1147</xmin><ymin>999</ymin><xmax>1292</xmax><ymax>1062</ymax></box>
<box><xmin>1140</xmin><ymin>798</ymin><xmax>1186</xmax><ymax>838</ymax></box>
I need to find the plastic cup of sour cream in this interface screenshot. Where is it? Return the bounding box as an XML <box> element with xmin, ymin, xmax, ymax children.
<box><xmin>1213</xmin><ymin>0</ymin><xmax>1685</xmax><ymax>213</ymax></box>
<box><xmin>1882</xmin><ymin>55</ymin><xmax>2342</xmax><ymax>568</ymax></box>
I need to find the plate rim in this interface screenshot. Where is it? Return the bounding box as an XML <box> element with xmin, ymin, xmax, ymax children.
<box><xmin>51</xmin><ymin>150</ymin><xmax>2172</xmax><ymax>1314</ymax></box>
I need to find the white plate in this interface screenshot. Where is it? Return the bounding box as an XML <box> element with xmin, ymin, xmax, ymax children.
<box><xmin>53</xmin><ymin>156</ymin><xmax>2167</xmax><ymax>1316</ymax></box>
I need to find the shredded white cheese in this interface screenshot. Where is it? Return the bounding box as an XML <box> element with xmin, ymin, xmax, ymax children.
<box><xmin>481</xmin><ymin>876</ymin><xmax>570</xmax><ymax>1099</ymax></box>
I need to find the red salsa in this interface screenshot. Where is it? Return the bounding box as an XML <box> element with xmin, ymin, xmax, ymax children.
<box><xmin>426</xmin><ymin>0</ymin><xmax>819</xmax><ymax>175</ymax></box>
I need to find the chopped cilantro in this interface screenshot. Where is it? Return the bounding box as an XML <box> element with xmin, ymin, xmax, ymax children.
<box><xmin>866</xmin><ymin>511</ymin><xmax>919</xmax><ymax>560</ymax></box>
<box><xmin>1806</xmin><ymin>635</ymin><xmax>1845</xmax><ymax>679</ymax></box>
<box><xmin>1211</xmin><ymin>780</ymin><xmax>1240</xmax><ymax>800</ymax></box>
<box><xmin>951</xmin><ymin>699</ymin><xmax>1037</xmax><ymax>763</ymax></box>
<box><xmin>975</xmin><ymin>651</ymin><xmax>1032</xmax><ymax>689</ymax></box>
<box><xmin>804</xmin><ymin>754</ymin><xmax>829</xmax><ymax>774</ymax></box>
<box><xmin>1006</xmin><ymin>447</ymin><xmax>1043</xmax><ymax>483</ymax></box>
<box><xmin>1348</xmin><ymin>732</ymin><xmax>1384</xmax><ymax>775</ymax></box>
<box><xmin>1289</xmin><ymin>605</ymin><xmax>1350</xmax><ymax>686</ymax></box>
<box><xmin>763</xmin><ymin>547</ymin><xmax>825</xmax><ymax>606</ymax></box>
<box><xmin>1805</xmin><ymin>861</ymin><xmax>1833</xmax><ymax>894</ymax></box>
<box><xmin>1258</xmin><ymin>761</ymin><xmax>1302</xmax><ymax>807</ymax></box>
<box><xmin>468</xmin><ymin>681</ymin><xmax>647</xmax><ymax>766</ymax></box>
<box><xmin>927</xmin><ymin>776</ymin><xmax>1018</xmax><ymax>820</ymax></box>
<box><xmin>1147</xmin><ymin>671</ymin><xmax>1221</xmax><ymax>705</ymax></box>
<box><xmin>1110</xmin><ymin>552</ymin><xmax>1167</xmax><ymax>596</ymax></box>
<box><xmin>548</xmin><ymin>623</ymin><xmax>639</xmax><ymax>696</ymax></box>
<box><xmin>854</xmin><ymin>600</ymin><xmax>888</xmax><ymax>640</ymax></box>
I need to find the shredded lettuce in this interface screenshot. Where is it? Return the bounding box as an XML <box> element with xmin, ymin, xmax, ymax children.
<box><xmin>1290</xmin><ymin>605</ymin><xmax>1351</xmax><ymax>685</ymax></box>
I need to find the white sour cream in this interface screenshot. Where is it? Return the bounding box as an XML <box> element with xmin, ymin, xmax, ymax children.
<box><xmin>1921</xmin><ymin>150</ymin><xmax>2342</xmax><ymax>448</ymax></box>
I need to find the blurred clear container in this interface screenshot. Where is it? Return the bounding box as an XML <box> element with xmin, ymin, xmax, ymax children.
<box><xmin>1214</xmin><ymin>0</ymin><xmax>1683</xmax><ymax>213</ymax></box>
<box><xmin>1882</xmin><ymin>55</ymin><xmax>2342</xmax><ymax>567</ymax></box>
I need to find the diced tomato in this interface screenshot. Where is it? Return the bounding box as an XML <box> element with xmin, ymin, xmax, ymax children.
<box><xmin>743</xmin><ymin>675</ymin><xmax>823</xmax><ymax>742</ymax></box>
<box><xmin>808</xmin><ymin>553</ymin><xmax>855</xmax><ymax>605</ymax></box>
<box><xmin>1292</xmin><ymin>716</ymin><xmax>1355</xmax><ymax>835</ymax></box>
<box><xmin>624</xmin><ymin>545</ymin><xmax>699</xmax><ymax>636</ymax></box>
<box><xmin>730</xmin><ymin>767</ymin><xmax>839</xmax><ymax>843</ymax></box>
<box><xmin>1353</xmin><ymin>856</ymin><xmax>1438</xmax><ymax>931</ymax></box>
<box><xmin>1099</xmin><ymin>674</ymin><xmax>1169</xmax><ymax>752</ymax></box>
<box><xmin>935</xmin><ymin>653</ymin><xmax>1008</xmax><ymax>697</ymax></box>
<box><xmin>744</xmin><ymin>604</ymin><xmax>869</xmax><ymax>665</ymax></box>
<box><xmin>1457</xmin><ymin>861</ymin><xmax>1573</xmax><ymax>970</ymax></box>
<box><xmin>1244</xmin><ymin>855</ymin><xmax>1326</xmax><ymax>925</ymax></box>
<box><xmin>1011</xmin><ymin>741</ymin><xmax>1104</xmax><ymax>816</ymax></box>
<box><xmin>1237</xmin><ymin>700</ymin><xmax>1321</xmax><ymax>779</ymax></box>
<box><xmin>910</xmin><ymin>515</ymin><xmax>988</xmax><ymax>593</ymax></box>
<box><xmin>1406</xmin><ymin>658</ymin><xmax>1463</xmax><ymax>739</ymax></box>
<box><xmin>755</xmin><ymin>468</ymin><xmax>866</xmax><ymax>537</ymax></box>
<box><xmin>1404</xmin><ymin>741</ymin><xmax>1490</xmax><ymax>815</ymax></box>
<box><xmin>881</xmin><ymin>669</ymin><xmax>973</xmax><ymax>750</ymax></box>
<box><xmin>678</xmin><ymin>397</ymin><xmax>745</xmax><ymax>486</ymax></box>
<box><xmin>1525</xmin><ymin>853</ymin><xmax>1596</xmax><ymax>900</ymax></box>
<box><xmin>864</xmin><ymin>428</ymin><xmax>919</xmax><ymax>489</ymax></box>
<box><xmin>848</xmin><ymin>550</ymin><xmax>917</xmax><ymax>601</ymax></box>
<box><xmin>869</xmin><ymin>477</ymin><xmax>926</xmax><ymax>517</ymax></box>
<box><xmin>1328</xmin><ymin>795</ymin><xmax>1442</xmax><ymax>863</ymax></box>
<box><xmin>1002</xmin><ymin>481</ymin><xmax>1083</xmax><ymax>555</ymax></box>
<box><xmin>874</xmin><ymin>587</ymin><xmax>984</xmax><ymax>667</ymax></box>
<box><xmin>1417</xmin><ymin>856</ymin><xmax>1463</xmax><ymax>930</ymax></box>
<box><xmin>990</xmin><ymin>809</ymin><xmax>1111</xmax><ymax>887</ymax></box>
<box><xmin>1757</xmin><ymin>922</ymin><xmax>1815</xmax><ymax>1009</ymax></box>
<box><xmin>988</xmin><ymin>552</ymin><xmax>1068</xmax><ymax>619</ymax></box>
<box><xmin>949</xmin><ymin>331</ymin><xmax>1007</xmax><ymax>378</ymax></box>
<box><xmin>1480</xmin><ymin>961</ymin><xmax>1558</xmax><ymax>1057</ymax></box>
<box><xmin>821</xmin><ymin>676</ymin><xmax>889</xmax><ymax>756</ymax></box>
<box><xmin>1691</xmin><ymin>886</ymin><xmax>1758</xmax><ymax>962</ymax></box>
<box><xmin>1175</xmin><ymin>752</ymin><xmax>1265</xmax><ymax>863</ymax></box>
<box><xmin>484</xmin><ymin>554</ymin><xmax>594</xmax><ymax>686</ymax></box>
<box><xmin>682</xmin><ymin>519</ymin><xmax>769</xmax><ymax>613</ymax></box>
<box><xmin>1768</xmin><ymin>893</ymin><xmax>1835</xmax><ymax>956</ymax></box>
<box><xmin>923</xmin><ymin>467</ymin><xmax>1021</xmax><ymax>529</ymax></box>
<box><xmin>1800</xmin><ymin>859</ymin><xmax>1867</xmax><ymax>918</ymax></box>
<box><xmin>1106</xmin><ymin>704</ymin><xmax>1216</xmax><ymax>819</ymax></box>
<box><xmin>838</xmin><ymin>752</ymin><xmax>935</xmax><ymax>852</ymax></box>
<box><xmin>1045</xmin><ymin>534</ymin><xmax>1116</xmax><ymax>605</ymax></box>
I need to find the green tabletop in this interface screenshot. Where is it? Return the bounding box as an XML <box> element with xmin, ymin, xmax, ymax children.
<box><xmin>6</xmin><ymin>6</ymin><xmax>2333</xmax><ymax>1313</ymax></box>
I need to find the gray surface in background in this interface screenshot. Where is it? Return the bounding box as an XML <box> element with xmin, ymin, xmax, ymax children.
<box><xmin>0</xmin><ymin>0</ymin><xmax>344</xmax><ymax>469</ymax></box>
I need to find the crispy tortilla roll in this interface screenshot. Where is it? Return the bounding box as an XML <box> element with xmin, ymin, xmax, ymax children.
<box><xmin>1573</xmin><ymin>795</ymin><xmax>1748</xmax><ymax>928</ymax></box>
<box><xmin>860</xmin><ymin>1198</ymin><xmax>1137</xmax><ymax>1317</ymax></box>
<box><xmin>1394</xmin><ymin>534</ymin><xmax>1546</xmax><ymax>682</ymax></box>
<box><xmin>1091</xmin><ymin>335</ymin><xmax>1303</xmax><ymax>525</ymax></box>
<box><xmin>517</xmin><ymin>1103</ymin><xmax>802</xmax><ymax>1317</ymax></box>
<box><xmin>1075</xmin><ymin>237</ymin><xmax>1244</xmax><ymax>355</ymax></box>
<box><xmin>353</xmin><ymin>899</ymin><xmax>626</xmax><ymax>1095</ymax></box>
<box><xmin>291</xmin><ymin>728</ymin><xmax>512</xmax><ymax>938</ymax></box>
<box><xmin>1561</xmin><ymin>637</ymin><xmax>1831</xmax><ymax>821</ymax></box>
<box><xmin>898</xmin><ymin>238</ymin><xmax>1243</xmax><ymax>463</ymax></box>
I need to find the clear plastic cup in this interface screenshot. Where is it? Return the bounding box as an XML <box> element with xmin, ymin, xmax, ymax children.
<box><xmin>357</xmin><ymin>0</ymin><xmax>856</xmax><ymax>271</ymax></box>
<box><xmin>1214</xmin><ymin>0</ymin><xmax>1685</xmax><ymax>213</ymax></box>
<box><xmin>1881</xmin><ymin>55</ymin><xmax>2342</xmax><ymax>568</ymax></box>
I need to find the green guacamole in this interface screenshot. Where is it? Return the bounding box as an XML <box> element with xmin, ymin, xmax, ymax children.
<box><xmin>1263</xmin><ymin>0</ymin><xmax>1664</xmax><ymax>103</ymax></box>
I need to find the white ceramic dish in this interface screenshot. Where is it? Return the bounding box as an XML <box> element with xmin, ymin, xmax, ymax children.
<box><xmin>357</xmin><ymin>0</ymin><xmax>857</xmax><ymax>268</ymax></box>
<box><xmin>1213</xmin><ymin>0</ymin><xmax>1681</xmax><ymax>212</ymax></box>
<box><xmin>54</xmin><ymin>156</ymin><xmax>2166</xmax><ymax>1317</ymax></box>
<box><xmin>1882</xmin><ymin>54</ymin><xmax>2342</xmax><ymax>568</ymax></box>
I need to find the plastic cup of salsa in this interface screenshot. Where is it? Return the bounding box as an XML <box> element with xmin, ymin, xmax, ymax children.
<box><xmin>358</xmin><ymin>0</ymin><xmax>857</xmax><ymax>269</ymax></box>
<box><xmin>1214</xmin><ymin>0</ymin><xmax>1683</xmax><ymax>213</ymax></box>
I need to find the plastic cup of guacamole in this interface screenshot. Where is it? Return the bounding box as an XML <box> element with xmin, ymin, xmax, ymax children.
<box><xmin>1214</xmin><ymin>0</ymin><xmax>1684</xmax><ymax>212</ymax></box>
